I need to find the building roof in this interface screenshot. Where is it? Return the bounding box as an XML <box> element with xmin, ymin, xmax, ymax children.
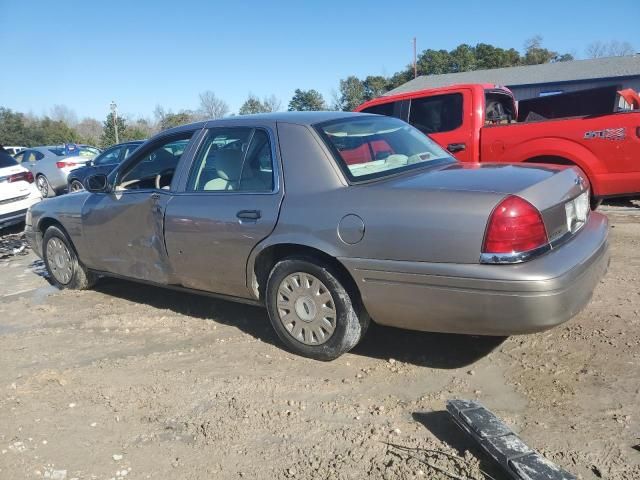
<box><xmin>387</xmin><ymin>55</ymin><xmax>640</xmax><ymax>95</ymax></box>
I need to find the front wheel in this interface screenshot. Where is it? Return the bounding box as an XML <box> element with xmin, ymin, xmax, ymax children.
<box><xmin>69</xmin><ymin>179</ymin><xmax>84</xmax><ymax>192</ymax></box>
<box><xmin>265</xmin><ymin>257</ymin><xmax>369</xmax><ymax>361</ymax></box>
<box><xmin>43</xmin><ymin>226</ymin><xmax>96</xmax><ymax>290</ymax></box>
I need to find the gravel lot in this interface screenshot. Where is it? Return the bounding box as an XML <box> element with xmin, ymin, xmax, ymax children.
<box><xmin>1</xmin><ymin>203</ymin><xmax>639</xmax><ymax>480</ymax></box>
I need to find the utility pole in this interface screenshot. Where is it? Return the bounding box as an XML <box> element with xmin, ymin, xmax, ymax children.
<box><xmin>413</xmin><ymin>37</ymin><xmax>417</xmax><ymax>79</ymax></box>
<box><xmin>110</xmin><ymin>101</ymin><xmax>119</xmax><ymax>144</ymax></box>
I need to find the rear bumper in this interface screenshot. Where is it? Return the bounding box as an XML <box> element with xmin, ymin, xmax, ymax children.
<box><xmin>340</xmin><ymin>212</ymin><xmax>609</xmax><ymax>336</ymax></box>
<box><xmin>0</xmin><ymin>193</ymin><xmax>41</xmax><ymax>228</ymax></box>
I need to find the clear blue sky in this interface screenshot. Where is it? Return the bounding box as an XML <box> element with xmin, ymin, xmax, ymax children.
<box><xmin>1</xmin><ymin>0</ymin><xmax>638</xmax><ymax>121</ymax></box>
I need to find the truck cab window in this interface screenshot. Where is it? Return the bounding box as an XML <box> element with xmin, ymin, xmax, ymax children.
<box><xmin>409</xmin><ymin>93</ymin><xmax>463</xmax><ymax>134</ymax></box>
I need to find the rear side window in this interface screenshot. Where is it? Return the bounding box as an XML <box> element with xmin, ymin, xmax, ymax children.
<box><xmin>0</xmin><ymin>151</ymin><xmax>18</xmax><ymax>168</ymax></box>
<box><xmin>316</xmin><ymin>116</ymin><xmax>454</xmax><ymax>182</ymax></box>
<box><xmin>360</xmin><ymin>102</ymin><xmax>396</xmax><ymax>117</ymax></box>
<box><xmin>408</xmin><ymin>93</ymin><xmax>463</xmax><ymax>134</ymax></box>
<box><xmin>188</xmin><ymin>128</ymin><xmax>275</xmax><ymax>192</ymax></box>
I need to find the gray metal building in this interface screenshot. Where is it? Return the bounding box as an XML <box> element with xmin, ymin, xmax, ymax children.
<box><xmin>387</xmin><ymin>55</ymin><xmax>640</xmax><ymax>100</ymax></box>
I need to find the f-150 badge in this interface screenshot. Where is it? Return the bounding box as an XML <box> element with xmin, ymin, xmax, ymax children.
<box><xmin>584</xmin><ymin>128</ymin><xmax>626</xmax><ymax>140</ymax></box>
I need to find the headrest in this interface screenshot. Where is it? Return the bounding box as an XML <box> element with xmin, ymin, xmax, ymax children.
<box><xmin>215</xmin><ymin>149</ymin><xmax>243</xmax><ymax>181</ymax></box>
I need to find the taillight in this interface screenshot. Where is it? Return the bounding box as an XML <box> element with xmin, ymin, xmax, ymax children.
<box><xmin>8</xmin><ymin>171</ymin><xmax>34</xmax><ymax>183</ymax></box>
<box><xmin>56</xmin><ymin>161</ymin><xmax>77</xmax><ymax>168</ymax></box>
<box><xmin>483</xmin><ymin>195</ymin><xmax>548</xmax><ymax>254</ymax></box>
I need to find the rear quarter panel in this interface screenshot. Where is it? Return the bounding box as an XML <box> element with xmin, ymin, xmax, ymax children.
<box><xmin>254</xmin><ymin>122</ymin><xmax>505</xmax><ymax>266</ymax></box>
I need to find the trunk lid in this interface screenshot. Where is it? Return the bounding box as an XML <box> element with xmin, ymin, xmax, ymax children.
<box><xmin>0</xmin><ymin>165</ymin><xmax>33</xmax><ymax>203</ymax></box>
<box><xmin>382</xmin><ymin>161</ymin><xmax>588</xmax><ymax>247</ymax></box>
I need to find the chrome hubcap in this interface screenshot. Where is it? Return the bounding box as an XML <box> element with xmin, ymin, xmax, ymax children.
<box><xmin>277</xmin><ymin>272</ymin><xmax>336</xmax><ymax>345</ymax></box>
<box><xmin>37</xmin><ymin>176</ymin><xmax>48</xmax><ymax>196</ymax></box>
<box><xmin>46</xmin><ymin>237</ymin><xmax>73</xmax><ymax>284</ymax></box>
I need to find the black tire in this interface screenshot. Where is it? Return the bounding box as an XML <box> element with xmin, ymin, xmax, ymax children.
<box><xmin>43</xmin><ymin>226</ymin><xmax>96</xmax><ymax>290</ymax></box>
<box><xmin>36</xmin><ymin>175</ymin><xmax>56</xmax><ymax>198</ymax></box>
<box><xmin>265</xmin><ymin>256</ymin><xmax>369</xmax><ymax>361</ymax></box>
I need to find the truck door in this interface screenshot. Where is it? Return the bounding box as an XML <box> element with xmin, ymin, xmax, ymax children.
<box><xmin>407</xmin><ymin>91</ymin><xmax>474</xmax><ymax>162</ymax></box>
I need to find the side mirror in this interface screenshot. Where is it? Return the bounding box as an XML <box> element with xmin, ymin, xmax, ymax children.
<box><xmin>86</xmin><ymin>173</ymin><xmax>109</xmax><ymax>193</ymax></box>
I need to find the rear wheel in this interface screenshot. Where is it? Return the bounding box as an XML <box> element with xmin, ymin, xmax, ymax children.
<box><xmin>36</xmin><ymin>175</ymin><xmax>55</xmax><ymax>198</ymax></box>
<box><xmin>265</xmin><ymin>257</ymin><xmax>369</xmax><ymax>360</ymax></box>
<box><xmin>69</xmin><ymin>179</ymin><xmax>84</xmax><ymax>192</ymax></box>
<box><xmin>43</xmin><ymin>226</ymin><xmax>96</xmax><ymax>290</ymax></box>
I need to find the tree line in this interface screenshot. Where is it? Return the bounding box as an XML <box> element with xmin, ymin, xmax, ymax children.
<box><xmin>0</xmin><ymin>38</ymin><xmax>634</xmax><ymax>148</ymax></box>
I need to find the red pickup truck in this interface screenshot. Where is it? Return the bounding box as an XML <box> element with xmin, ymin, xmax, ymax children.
<box><xmin>355</xmin><ymin>84</ymin><xmax>640</xmax><ymax>202</ymax></box>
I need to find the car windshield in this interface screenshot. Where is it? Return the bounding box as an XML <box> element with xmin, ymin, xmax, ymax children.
<box><xmin>316</xmin><ymin>116</ymin><xmax>454</xmax><ymax>182</ymax></box>
<box><xmin>79</xmin><ymin>146</ymin><xmax>100</xmax><ymax>157</ymax></box>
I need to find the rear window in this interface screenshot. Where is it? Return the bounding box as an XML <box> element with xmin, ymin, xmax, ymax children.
<box><xmin>360</xmin><ymin>102</ymin><xmax>396</xmax><ymax>117</ymax></box>
<box><xmin>0</xmin><ymin>151</ymin><xmax>18</xmax><ymax>168</ymax></box>
<box><xmin>48</xmin><ymin>148</ymin><xmax>65</xmax><ymax>156</ymax></box>
<box><xmin>316</xmin><ymin>116</ymin><xmax>454</xmax><ymax>182</ymax></box>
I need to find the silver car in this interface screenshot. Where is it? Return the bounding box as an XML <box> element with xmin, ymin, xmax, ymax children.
<box><xmin>25</xmin><ymin>112</ymin><xmax>609</xmax><ymax>360</ymax></box>
<box><xmin>15</xmin><ymin>145</ymin><xmax>100</xmax><ymax>198</ymax></box>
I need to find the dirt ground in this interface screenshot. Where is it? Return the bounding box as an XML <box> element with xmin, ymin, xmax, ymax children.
<box><xmin>1</xmin><ymin>202</ymin><xmax>639</xmax><ymax>480</ymax></box>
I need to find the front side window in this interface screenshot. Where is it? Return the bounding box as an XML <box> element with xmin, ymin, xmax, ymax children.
<box><xmin>408</xmin><ymin>93</ymin><xmax>463</xmax><ymax>134</ymax></box>
<box><xmin>117</xmin><ymin>133</ymin><xmax>193</xmax><ymax>190</ymax></box>
<box><xmin>188</xmin><ymin>127</ymin><xmax>274</xmax><ymax>192</ymax></box>
<box><xmin>79</xmin><ymin>146</ymin><xmax>101</xmax><ymax>157</ymax></box>
<box><xmin>94</xmin><ymin>146</ymin><xmax>123</xmax><ymax>166</ymax></box>
<box><xmin>316</xmin><ymin>116</ymin><xmax>454</xmax><ymax>182</ymax></box>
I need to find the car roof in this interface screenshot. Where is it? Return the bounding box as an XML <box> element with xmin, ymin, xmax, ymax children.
<box><xmin>162</xmin><ymin>111</ymin><xmax>377</xmax><ymax>136</ymax></box>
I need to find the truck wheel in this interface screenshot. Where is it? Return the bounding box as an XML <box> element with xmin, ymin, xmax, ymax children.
<box><xmin>265</xmin><ymin>257</ymin><xmax>369</xmax><ymax>361</ymax></box>
<box><xmin>43</xmin><ymin>226</ymin><xmax>96</xmax><ymax>290</ymax></box>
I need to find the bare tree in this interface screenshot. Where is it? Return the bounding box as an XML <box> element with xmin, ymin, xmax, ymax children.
<box><xmin>262</xmin><ymin>94</ymin><xmax>282</xmax><ymax>113</ymax></box>
<box><xmin>587</xmin><ymin>40</ymin><xmax>635</xmax><ymax>58</ymax></box>
<box><xmin>75</xmin><ymin>117</ymin><xmax>103</xmax><ymax>143</ymax></box>
<box><xmin>198</xmin><ymin>91</ymin><xmax>229</xmax><ymax>119</ymax></box>
<box><xmin>50</xmin><ymin>104</ymin><xmax>78</xmax><ymax>126</ymax></box>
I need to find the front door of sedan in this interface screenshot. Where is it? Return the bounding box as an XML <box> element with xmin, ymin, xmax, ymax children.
<box><xmin>164</xmin><ymin>126</ymin><xmax>283</xmax><ymax>298</ymax></box>
<box><xmin>80</xmin><ymin>132</ymin><xmax>197</xmax><ymax>283</ymax></box>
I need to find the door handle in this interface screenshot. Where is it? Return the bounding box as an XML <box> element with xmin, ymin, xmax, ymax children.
<box><xmin>237</xmin><ymin>210</ymin><xmax>261</xmax><ymax>220</ymax></box>
<box><xmin>447</xmin><ymin>143</ymin><xmax>466</xmax><ymax>153</ymax></box>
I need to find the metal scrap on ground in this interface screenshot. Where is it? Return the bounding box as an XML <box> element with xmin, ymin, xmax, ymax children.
<box><xmin>447</xmin><ymin>399</ymin><xmax>576</xmax><ymax>480</ymax></box>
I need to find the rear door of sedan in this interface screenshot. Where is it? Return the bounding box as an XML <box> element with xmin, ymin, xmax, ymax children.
<box><xmin>164</xmin><ymin>124</ymin><xmax>283</xmax><ymax>298</ymax></box>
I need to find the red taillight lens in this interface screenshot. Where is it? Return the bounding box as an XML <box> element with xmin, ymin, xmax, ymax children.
<box><xmin>483</xmin><ymin>195</ymin><xmax>548</xmax><ymax>254</ymax></box>
<box><xmin>56</xmin><ymin>161</ymin><xmax>76</xmax><ymax>168</ymax></box>
<box><xmin>8</xmin><ymin>171</ymin><xmax>34</xmax><ymax>183</ymax></box>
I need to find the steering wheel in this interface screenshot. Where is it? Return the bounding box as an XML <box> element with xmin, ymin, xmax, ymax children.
<box><xmin>155</xmin><ymin>168</ymin><xmax>175</xmax><ymax>190</ymax></box>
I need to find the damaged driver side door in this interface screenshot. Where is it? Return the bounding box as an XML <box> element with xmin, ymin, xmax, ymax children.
<box><xmin>81</xmin><ymin>131</ymin><xmax>197</xmax><ymax>283</ymax></box>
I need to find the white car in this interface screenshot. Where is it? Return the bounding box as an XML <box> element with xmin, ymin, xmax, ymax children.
<box><xmin>0</xmin><ymin>151</ymin><xmax>42</xmax><ymax>228</ymax></box>
<box><xmin>3</xmin><ymin>146</ymin><xmax>26</xmax><ymax>156</ymax></box>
